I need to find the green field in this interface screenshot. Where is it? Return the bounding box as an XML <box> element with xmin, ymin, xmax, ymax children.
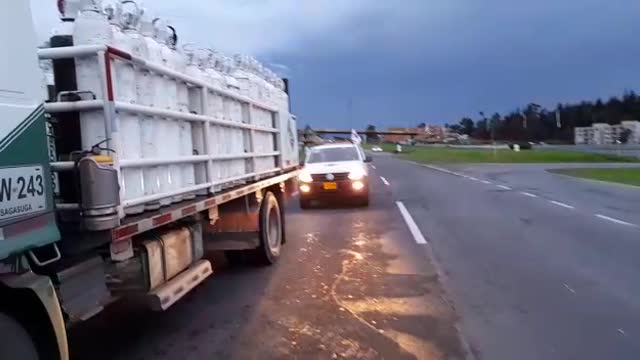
<box><xmin>364</xmin><ymin>144</ymin><xmax>639</xmax><ymax>163</ymax></box>
<box><xmin>550</xmin><ymin>168</ymin><xmax>640</xmax><ymax>187</ymax></box>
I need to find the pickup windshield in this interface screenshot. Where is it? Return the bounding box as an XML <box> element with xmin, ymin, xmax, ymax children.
<box><xmin>307</xmin><ymin>147</ymin><xmax>360</xmax><ymax>163</ymax></box>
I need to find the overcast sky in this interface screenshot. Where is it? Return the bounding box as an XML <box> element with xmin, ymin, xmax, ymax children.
<box><xmin>32</xmin><ymin>0</ymin><xmax>640</xmax><ymax>129</ymax></box>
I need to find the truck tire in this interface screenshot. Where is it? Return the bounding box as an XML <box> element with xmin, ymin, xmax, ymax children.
<box><xmin>0</xmin><ymin>312</ymin><xmax>39</xmax><ymax>360</ymax></box>
<box><xmin>252</xmin><ymin>191</ymin><xmax>283</xmax><ymax>265</ymax></box>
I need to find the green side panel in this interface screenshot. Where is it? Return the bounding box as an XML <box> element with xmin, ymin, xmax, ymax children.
<box><xmin>0</xmin><ymin>106</ymin><xmax>60</xmax><ymax>260</ymax></box>
<box><xmin>0</xmin><ymin>219</ymin><xmax>60</xmax><ymax>259</ymax></box>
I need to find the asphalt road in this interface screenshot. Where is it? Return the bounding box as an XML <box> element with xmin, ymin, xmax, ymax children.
<box><xmin>67</xmin><ymin>174</ymin><xmax>465</xmax><ymax>359</ymax></box>
<box><xmin>447</xmin><ymin>163</ymin><xmax>640</xmax><ymax>226</ymax></box>
<box><xmin>372</xmin><ymin>154</ymin><xmax>640</xmax><ymax>360</ymax></box>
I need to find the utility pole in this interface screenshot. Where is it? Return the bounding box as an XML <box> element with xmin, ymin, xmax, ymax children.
<box><xmin>480</xmin><ymin>111</ymin><xmax>496</xmax><ymax>158</ymax></box>
<box><xmin>347</xmin><ymin>97</ymin><xmax>354</xmax><ymax>131</ymax></box>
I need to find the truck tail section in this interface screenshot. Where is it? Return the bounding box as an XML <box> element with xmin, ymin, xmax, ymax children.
<box><xmin>1</xmin><ymin>1</ymin><xmax>298</xmax><ymax>359</ymax></box>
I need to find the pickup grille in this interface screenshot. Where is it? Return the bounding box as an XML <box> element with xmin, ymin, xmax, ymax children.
<box><xmin>311</xmin><ymin>172</ymin><xmax>349</xmax><ymax>182</ymax></box>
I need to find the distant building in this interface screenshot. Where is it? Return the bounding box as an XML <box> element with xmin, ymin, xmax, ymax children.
<box><xmin>384</xmin><ymin>125</ymin><xmax>451</xmax><ymax>143</ymax></box>
<box><xmin>574</xmin><ymin>121</ymin><xmax>640</xmax><ymax>144</ymax></box>
<box><xmin>420</xmin><ymin>125</ymin><xmax>447</xmax><ymax>141</ymax></box>
<box><xmin>384</xmin><ymin>128</ymin><xmax>418</xmax><ymax>143</ymax></box>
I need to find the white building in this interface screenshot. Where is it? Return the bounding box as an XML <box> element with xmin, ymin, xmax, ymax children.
<box><xmin>574</xmin><ymin>121</ymin><xmax>640</xmax><ymax>144</ymax></box>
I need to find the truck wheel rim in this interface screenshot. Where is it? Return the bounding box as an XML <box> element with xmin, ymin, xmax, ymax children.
<box><xmin>267</xmin><ymin>206</ymin><xmax>281</xmax><ymax>255</ymax></box>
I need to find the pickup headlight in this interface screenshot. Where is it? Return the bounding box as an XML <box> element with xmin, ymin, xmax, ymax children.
<box><xmin>348</xmin><ymin>168</ymin><xmax>366</xmax><ymax>180</ymax></box>
<box><xmin>298</xmin><ymin>170</ymin><xmax>313</xmax><ymax>183</ymax></box>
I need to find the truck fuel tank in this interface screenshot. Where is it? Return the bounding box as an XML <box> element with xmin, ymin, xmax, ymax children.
<box><xmin>78</xmin><ymin>156</ymin><xmax>120</xmax><ymax>230</ymax></box>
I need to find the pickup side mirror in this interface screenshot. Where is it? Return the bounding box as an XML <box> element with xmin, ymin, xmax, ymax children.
<box><xmin>364</xmin><ymin>155</ymin><xmax>372</xmax><ymax>163</ymax></box>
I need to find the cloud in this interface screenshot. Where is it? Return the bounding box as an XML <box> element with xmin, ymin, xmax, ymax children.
<box><xmin>29</xmin><ymin>0</ymin><xmax>460</xmax><ymax>56</ymax></box>
<box><xmin>27</xmin><ymin>0</ymin><xmax>640</xmax><ymax>128</ymax></box>
<box><xmin>150</xmin><ymin>0</ymin><xmax>399</xmax><ymax>56</ymax></box>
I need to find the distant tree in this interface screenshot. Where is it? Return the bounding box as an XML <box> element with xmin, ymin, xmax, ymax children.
<box><xmin>448</xmin><ymin>124</ymin><xmax>463</xmax><ymax>134</ymax></box>
<box><xmin>417</xmin><ymin>122</ymin><xmax>427</xmax><ymax>129</ymax></box>
<box><xmin>460</xmin><ymin>91</ymin><xmax>640</xmax><ymax>143</ymax></box>
<box><xmin>459</xmin><ymin>118</ymin><xmax>475</xmax><ymax>135</ymax></box>
<box><xmin>489</xmin><ymin>113</ymin><xmax>501</xmax><ymax>140</ymax></box>
<box><xmin>472</xmin><ymin>119</ymin><xmax>489</xmax><ymax>139</ymax></box>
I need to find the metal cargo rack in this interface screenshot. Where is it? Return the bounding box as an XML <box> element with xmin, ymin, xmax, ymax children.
<box><xmin>38</xmin><ymin>44</ymin><xmax>295</xmax><ymax>218</ymax></box>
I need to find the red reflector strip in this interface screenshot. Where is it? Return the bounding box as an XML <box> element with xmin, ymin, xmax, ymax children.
<box><xmin>103</xmin><ymin>52</ymin><xmax>115</xmax><ymax>101</ymax></box>
<box><xmin>112</xmin><ymin>224</ymin><xmax>139</xmax><ymax>241</ymax></box>
<box><xmin>205</xmin><ymin>199</ymin><xmax>216</xmax><ymax>207</ymax></box>
<box><xmin>181</xmin><ymin>205</ymin><xmax>197</xmax><ymax>216</ymax></box>
<box><xmin>3</xmin><ymin>213</ymin><xmax>52</xmax><ymax>239</ymax></box>
<box><xmin>152</xmin><ymin>213</ymin><xmax>172</xmax><ymax>226</ymax></box>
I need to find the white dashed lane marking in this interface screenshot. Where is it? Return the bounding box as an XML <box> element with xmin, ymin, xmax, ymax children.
<box><xmin>549</xmin><ymin>200</ymin><xmax>575</xmax><ymax>209</ymax></box>
<box><xmin>396</xmin><ymin>201</ymin><xmax>428</xmax><ymax>244</ymax></box>
<box><xmin>403</xmin><ymin>160</ymin><xmax>640</xmax><ymax>228</ymax></box>
<box><xmin>595</xmin><ymin>214</ymin><xmax>636</xmax><ymax>227</ymax></box>
<box><xmin>380</xmin><ymin>176</ymin><xmax>390</xmax><ymax>186</ymax></box>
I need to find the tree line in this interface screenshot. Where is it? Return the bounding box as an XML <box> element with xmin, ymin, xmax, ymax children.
<box><xmin>444</xmin><ymin>90</ymin><xmax>640</xmax><ymax>142</ymax></box>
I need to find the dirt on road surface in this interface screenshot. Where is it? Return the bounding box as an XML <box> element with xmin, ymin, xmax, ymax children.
<box><xmin>68</xmin><ymin>177</ymin><xmax>466</xmax><ymax>360</ymax></box>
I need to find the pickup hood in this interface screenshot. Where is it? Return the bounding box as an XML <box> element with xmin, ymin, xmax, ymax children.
<box><xmin>304</xmin><ymin>161</ymin><xmax>366</xmax><ymax>175</ymax></box>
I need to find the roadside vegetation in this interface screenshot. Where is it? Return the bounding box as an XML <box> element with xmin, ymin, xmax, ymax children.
<box><xmin>365</xmin><ymin>144</ymin><xmax>639</xmax><ymax>163</ymax></box>
<box><xmin>550</xmin><ymin>168</ymin><xmax>640</xmax><ymax>187</ymax></box>
<box><xmin>443</xmin><ymin>90</ymin><xmax>640</xmax><ymax>143</ymax></box>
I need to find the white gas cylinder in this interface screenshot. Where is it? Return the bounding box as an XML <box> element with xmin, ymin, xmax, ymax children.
<box><xmin>150</xmin><ymin>19</ymin><xmax>175</xmax><ymax>205</ymax></box>
<box><xmin>57</xmin><ymin>0</ymin><xmax>89</xmax><ymax>21</ymax></box>
<box><xmin>170</xmin><ymin>27</ymin><xmax>195</xmax><ymax>199</ymax></box>
<box><xmin>137</xmin><ymin>12</ymin><xmax>165</xmax><ymax>208</ymax></box>
<box><xmin>230</xmin><ymin>83</ymin><xmax>245</xmax><ymax>179</ymax></box>
<box><xmin>184</xmin><ymin>46</ymin><xmax>207</xmax><ymax>195</ymax></box>
<box><xmin>202</xmin><ymin>51</ymin><xmax>226</xmax><ymax>187</ymax></box>
<box><xmin>53</xmin><ymin>0</ymin><xmax>88</xmax><ymax>36</ymax></box>
<box><xmin>158</xmin><ymin>22</ymin><xmax>182</xmax><ymax>202</ymax></box>
<box><xmin>73</xmin><ymin>1</ymin><xmax>112</xmax><ymax>149</ymax></box>
<box><xmin>116</xmin><ymin>1</ymin><xmax>147</xmax><ymax>213</ymax></box>
<box><xmin>230</xmin><ymin>55</ymin><xmax>252</xmax><ymax>179</ymax></box>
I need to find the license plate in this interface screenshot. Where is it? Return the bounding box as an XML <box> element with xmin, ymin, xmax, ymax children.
<box><xmin>323</xmin><ymin>182</ymin><xmax>337</xmax><ymax>190</ymax></box>
<box><xmin>0</xmin><ymin>166</ymin><xmax>46</xmax><ymax>221</ymax></box>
